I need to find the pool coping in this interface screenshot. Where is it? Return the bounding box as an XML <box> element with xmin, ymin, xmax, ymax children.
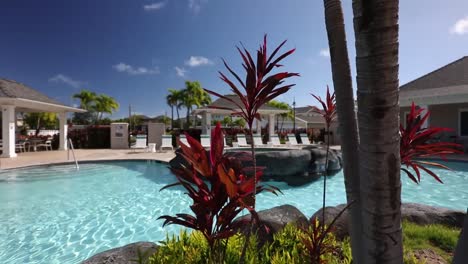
<box><xmin>0</xmin><ymin>159</ymin><xmax>170</xmax><ymax>171</ymax></box>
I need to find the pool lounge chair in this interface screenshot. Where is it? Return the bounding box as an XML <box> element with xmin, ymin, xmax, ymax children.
<box><xmin>131</xmin><ymin>135</ymin><xmax>147</xmax><ymax>152</ymax></box>
<box><xmin>269</xmin><ymin>135</ymin><xmax>283</xmax><ymax>147</ymax></box>
<box><xmin>160</xmin><ymin>135</ymin><xmax>173</xmax><ymax>151</ymax></box>
<box><xmin>235</xmin><ymin>134</ymin><xmax>250</xmax><ymax>147</ymax></box>
<box><xmin>179</xmin><ymin>134</ymin><xmax>189</xmax><ymax>147</ymax></box>
<box><xmin>36</xmin><ymin>139</ymin><xmax>53</xmax><ymax>151</ymax></box>
<box><xmin>287</xmin><ymin>133</ymin><xmax>299</xmax><ymax>146</ymax></box>
<box><xmin>200</xmin><ymin>134</ymin><xmax>210</xmax><ymax>148</ymax></box>
<box><xmin>253</xmin><ymin>134</ymin><xmax>266</xmax><ymax>147</ymax></box>
<box><xmin>299</xmin><ymin>133</ymin><xmax>313</xmax><ymax>145</ymax></box>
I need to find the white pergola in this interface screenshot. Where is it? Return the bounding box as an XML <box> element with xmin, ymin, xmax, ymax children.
<box><xmin>192</xmin><ymin>95</ymin><xmax>289</xmax><ymax>138</ymax></box>
<box><xmin>0</xmin><ymin>79</ymin><xmax>86</xmax><ymax>158</ymax></box>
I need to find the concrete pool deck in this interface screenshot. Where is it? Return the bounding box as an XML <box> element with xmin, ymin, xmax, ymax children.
<box><xmin>0</xmin><ymin>147</ymin><xmax>466</xmax><ymax>170</ymax></box>
<box><xmin>0</xmin><ymin>149</ymin><xmax>176</xmax><ymax>169</ymax></box>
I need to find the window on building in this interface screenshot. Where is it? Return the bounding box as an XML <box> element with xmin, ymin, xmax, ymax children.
<box><xmin>460</xmin><ymin>110</ymin><xmax>468</xmax><ymax>136</ymax></box>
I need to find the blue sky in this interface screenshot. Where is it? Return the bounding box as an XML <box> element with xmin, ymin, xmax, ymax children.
<box><xmin>1</xmin><ymin>0</ymin><xmax>467</xmax><ymax>118</ymax></box>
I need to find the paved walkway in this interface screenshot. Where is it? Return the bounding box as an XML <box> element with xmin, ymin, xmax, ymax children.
<box><xmin>0</xmin><ymin>149</ymin><xmax>176</xmax><ymax>169</ymax></box>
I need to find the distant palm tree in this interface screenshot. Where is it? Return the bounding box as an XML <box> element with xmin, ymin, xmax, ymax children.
<box><xmin>267</xmin><ymin>100</ymin><xmax>293</xmax><ymax>132</ymax></box>
<box><xmin>94</xmin><ymin>94</ymin><xmax>119</xmax><ymax>123</ymax></box>
<box><xmin>167</xmin><ymin>89</ymin><xmax>184</xmax><ymax>129</ymax></box>
<box><xmin>181</xmin><ymin>81</ymin><xmax>211</xmax><ymax>129</ymax></box>
<box><xmin>167</xmin><ymin>89</ymin><xmax>184</xmax><ymax>128</ymax></box>
<box><xmin>73</xmin><ymin>90</ymin><xmax>97</xmax><ymax>110</ymax></box>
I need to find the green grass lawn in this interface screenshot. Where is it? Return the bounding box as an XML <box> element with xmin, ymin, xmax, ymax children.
<box><xmin>402</xmin><ymin>221</ymin><xmax>461</xmax><ymax>262</ymax></box>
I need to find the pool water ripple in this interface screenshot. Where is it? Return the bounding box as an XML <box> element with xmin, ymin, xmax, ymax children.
<box><xmin>0</xmin><ymin>160</ymin><xmax>467</xmax><ymax>263</ymax></box>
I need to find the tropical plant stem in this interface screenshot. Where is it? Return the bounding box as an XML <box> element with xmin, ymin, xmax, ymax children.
<box><xmin>239</xmin><ymin>128</ymin><xmax>257</xmax><ymax>264</ymax></box>
<box><xmin>322</xmin><ymin>126</ymin><xmax>331</xmax><ymax>234</ymax></box>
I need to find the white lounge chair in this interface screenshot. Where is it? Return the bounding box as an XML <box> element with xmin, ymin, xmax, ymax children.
<box><xmin>131</xmin><ymin>135</ymin><xmax>147</xmax><ymax>152</ymax></box>
<box><xmin>179</xmin><ymin>134</ymin><xmax>189</xmax><ymax>147</ymax></box>
<box><xmin>300</xmin><ymin>133</ymin><xmax>312</xmax><ymax>145</ymax></box>
<box><xmin>269</xmin><ymin>135</ymin><xmax>283</xmax><ymax>147</ymax></box>
<box><xmin>287</xmin><ymin>134</ymin><xmax>299</xmax><ymax>146</ymax></box>
<box><xmin>200</xmin><ymin>134</ymin><xmax>210</xmax><ymax>148</ymax></box>
<box><xmin>253</xmin><ymin>134</ymin><xmax>266</xmax><ymax>146</ymax></box>
<box><xmin>236</xmin><ymin>134</ymin><xmax>250</xmax><ymax>147</ymax></box>
<box><xmin>36</xmin><ymin>139</ymin><xmax>53</xmax><ymax>151</ymax></box>
<box><xmin>16</xmin><ymin>140</ymin><xmax>27</xmax><ymax>152</ymax></box>
<box><xmin>160</xmin><ymin>135</ymin><xmax>173</xmax><ymax>151</ymax></box>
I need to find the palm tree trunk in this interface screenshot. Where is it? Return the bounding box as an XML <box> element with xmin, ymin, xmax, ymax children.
<box><xmin>35</xmin><ymin>116</ymin><xmax>41</xmax><ymax>136</ymax></box>
<box><xmin>353</xmin><ymin>0</ymin><xmax>402</xmax><ymax>262</ymax></box>
<box><xmin>186</xmin><ymin>107</ymin><xmax>190</xmax><ymax>129</ymax></box>
<box><xmin>170</xmin><ymin>105</ymin><xmax>174</xmax><ymax>129</ymax></box>
<box><xmin>176</xmin><ymin>107</ymin><xmax>181</xmax><ymax>128</ymax></box>
<box><xmin>323</xmin><ymin>0</ymin><xmax>363</xmax><ymax>262</ymax></box>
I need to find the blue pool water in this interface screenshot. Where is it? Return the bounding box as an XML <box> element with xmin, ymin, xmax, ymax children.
<box><xmin>0</xmin><ymin>160</ymin><xmax>467</xmax><ymax>264</ymax></box>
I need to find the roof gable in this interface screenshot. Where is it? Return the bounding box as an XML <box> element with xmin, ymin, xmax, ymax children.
<box><xmin>400</xmin><ymin>56</ymin><xmax>468</xmax><ymax>91</ymax></box>
<box><xmin>0</xmin><ymin>78</ymin><xmax>62</xmax><ymax>105</ymax></box>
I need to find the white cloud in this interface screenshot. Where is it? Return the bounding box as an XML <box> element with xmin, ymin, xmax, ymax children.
<box><xmin>319</xmin><ymin>48</ymin><xmax>330</xmax><ymax>58</ymax></box>
<box><xmin>451</xmin><ymin>16</ymin><xmax>468</xmax><ymax>35</ymax></box>
<box><xmin>113</xmin><ymin>63</ymin><xmax>160</xmax><ymax>75</ymax></box>
<box><xmin>49</xmin><ymin>74</ymin><xmax>84</xmax><ymax>88</ymax></box>
<box><xmin>143</xmin><ymin>2</ymin><xmax>166</xmax><ymax>11</ymax></box>
<box><xmin>184</xmin><ymin>56</ymin><xmax>213</xmax><ymax>67</ymax></box>
<box><xmin>175</xmin><ymin>66</ymin><xmax>187</xmax><ymax>77</ymax></box>
<box><xmin>188</xmin><ymin>0</ymin><xmax>207</xmax><ymax>14</ymax></box>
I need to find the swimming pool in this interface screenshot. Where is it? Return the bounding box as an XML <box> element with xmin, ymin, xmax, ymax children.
<box><xmin>0</xmin><ymin>160</ymin><xmax>467</xmax><ymax>263</ymax></box>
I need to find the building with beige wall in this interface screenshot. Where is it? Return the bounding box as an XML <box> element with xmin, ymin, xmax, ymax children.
<box><xmin>399</xmin><ymin>56</ymin><xmax>468</xmax><ymax>151</ymax></box>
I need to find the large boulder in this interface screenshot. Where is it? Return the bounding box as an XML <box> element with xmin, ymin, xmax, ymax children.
<box><xmin>235</xmin><ymin>204</ymin><xmax>308</xmax><ymax>245</ymax></box>
<box><xmin>255</xmin><ymin>149</ymin><xmax>317</xmax><ymax>185</ymax></box>
<box><xmin>169</xmin><ymin>146</ymin><xmax>344</xmax><ymax>186</ymax></box>
<box><xmin>82</xmin><ymin>242</ymin><xmax>158</xmax><ymax>264</ymax></box>
<box><xmin>311</xmin><ymin>203</ymin><xmax>466</xmax><ymax>239</ymax></box>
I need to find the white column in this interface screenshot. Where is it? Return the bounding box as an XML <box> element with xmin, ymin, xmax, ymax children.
<box><xmin>59</xmin><ymin>112</ymin><xmax>68</xmax><ymax>150</ymax></box>
<box><xmin>2</xmin><ymin>105</ymin><xmax>17</xmax><ymax>158</ymax></box>
<box><xmin>268</xmin><ymin>114</ymin><xmax>275</xmax><ymax>139</ymax></box>
<box><xmin>202</xmin><ymin>112</ymin><xmax>212</xmax><ymax>135</ymax></box>
<box><xmin>206</xmin><ymin>113</ymin><xmax>211</xmax><ymax>135</ymax></box>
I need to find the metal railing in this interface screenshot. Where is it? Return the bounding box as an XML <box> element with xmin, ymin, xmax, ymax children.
<box><xmin>67</xmin><ymin>138</ymin><xmax>79</xmax><ymax>170</ymax></box>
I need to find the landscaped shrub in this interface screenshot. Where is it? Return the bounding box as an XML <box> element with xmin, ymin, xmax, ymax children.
<box><xmin>158</xmin><ymin>124</ymin><xmax>280</xmax><ymax>263</ymax></box>
<box><xmin>148</xmin><ymin>223</ymin><xmax>355</xmax><ymax>264</ymax></box>
<box><xmin>68</xmin><ymin>125</ymin><xmax>110</xmax><ymax>148</ymax></box>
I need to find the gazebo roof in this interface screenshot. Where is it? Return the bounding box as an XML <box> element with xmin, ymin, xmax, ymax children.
<box><xmin>0</xmin><ymin>78</ymin><xmax>85</xmax><ymax>113</ymax></box>
<box><xmin>193</xmin><ymin>94</ymin><xmax>289</xmax><ymax>115</ymax></box>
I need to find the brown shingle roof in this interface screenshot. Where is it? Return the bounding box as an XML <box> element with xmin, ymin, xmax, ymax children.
<box><xmin>400</xmin><ymin>56</ymin><xmax>468</xmax><ymax>91</ymax></box>
<box><xmin>0</xmin><ymin>78</ymin><xmax>63</xmax><ymax>105</ymax></box>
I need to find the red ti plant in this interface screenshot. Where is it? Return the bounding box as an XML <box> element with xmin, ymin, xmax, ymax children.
<box><xmin>400</xmin><ymin>102</ymin><xmax>463</xmax><ymax>183</ymax></box>
<box><xmin>158</xmin><ymin>123</ymin><xmax>280</xmax><ymax>260</ymax></box>
<box><xmin>310</xmin><ymin>86</ymin><xmax>337</xmax><ymax>231</ymax></box>
<box><xmin>204</xmin><ymin>35</ymin><xmax>299</xmax><ymax>209</ymax></box>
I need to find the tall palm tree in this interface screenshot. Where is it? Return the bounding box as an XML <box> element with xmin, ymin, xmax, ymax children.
<box><xmin>323</xmin><ymin>0</ymin><xmax>362</xmax><ymax>262</ymax></box>
<box><xmin>94</xmin><ymin>94</ymin><xmax>119</xmax><ymax>123</ymax></box>
<box><xmin>167</xmin><ymin>89</ymin><xmax>178</xmax><ymax>129</ymax></box>
<box><xmin>73</xmin><ymin>90</ymin><xmax>97</xmax><ymax>110</ymax></box>
<box><xmin>353</xmin><ymin>0</ymin><xmax>402</xmax><ymax>262</ymax></box>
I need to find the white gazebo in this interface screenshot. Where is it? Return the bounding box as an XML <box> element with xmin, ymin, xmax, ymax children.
<box><xmin>0</xmin><ymin>78</ymin><xmax>86</xmax><ymax>158</ymax></box>
<box><xmin>192</xmin><ymin>94</ymin><xmax>289</xmax><ymax>137</ymax></box>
